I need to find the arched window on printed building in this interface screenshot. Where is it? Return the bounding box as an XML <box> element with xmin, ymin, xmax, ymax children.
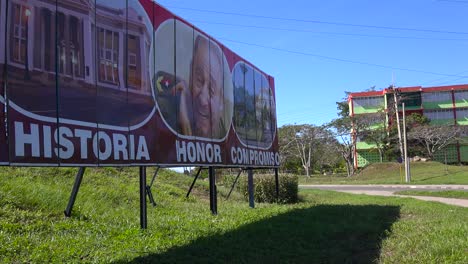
<box><xmin>57</xmin><ymin>11</ymin><xmax>84</xmax><ymax>78</ymax></box>
<box><xmin>39</xmin><ymin>8</ymin><xmax>54</xmax><ymax>72</ymax></box>
<box><xmin>10</xmin><ymin>3</ymin><xmax>29</xmax><ymax>64</ymax></box>
<box><xmin>98</xmin><ymin>27</ymin><xmax>120</xmax><ymax>86</ymax></box>
<box><xmin>69</xmin><ymin>16</ymin><xmax>83</xmax><ymax>78</ymax></box>
<box><xmin>127</xmin><ymin>34</ymin><xmax>141</xmax><ymax>89</ymax></box>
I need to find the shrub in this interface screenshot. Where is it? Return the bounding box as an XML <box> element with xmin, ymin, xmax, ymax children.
<box><xmin>227</xmin><ymin>173</ymin><xmax>298</xmax><ymax>204</ymax></box>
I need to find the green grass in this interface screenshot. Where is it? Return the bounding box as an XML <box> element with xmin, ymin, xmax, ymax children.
<box><xmin>394</xmin><ymin>190</ymin><xmax>468</xmax><ymax>200</ymax></box>
<box><xmin>299</xmin><ymin>161</ymin><xmax>468</xmax><ymax>185</ymax></box>
<box><xmin>0</xmin><ymin>167</ymin><xmax>467</xmax><ymax>263</ymax></box>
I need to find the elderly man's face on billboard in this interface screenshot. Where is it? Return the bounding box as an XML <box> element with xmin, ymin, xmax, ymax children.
<box><xmin>191</xmin><ymin>36</ymin><xmax>223</xmax><ymax>138</ymax></box>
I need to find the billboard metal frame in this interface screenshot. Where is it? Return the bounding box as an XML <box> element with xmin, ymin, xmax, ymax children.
<box><xmin>62</xmin><ymin>165</ymin><xmax>280</xmax><ymax>229</ymax></box>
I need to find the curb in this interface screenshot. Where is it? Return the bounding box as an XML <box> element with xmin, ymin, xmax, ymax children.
<box><xmin>299</xmin><ymin>185</ymin><xmax>468</xmax><ymax>190</ymax></box>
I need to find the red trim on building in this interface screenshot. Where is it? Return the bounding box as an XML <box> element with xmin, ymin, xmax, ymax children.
<box><xmin>424</xmin><ymin>84</ymin><xmax>468</xmax><ymax>92</ymax></box>
<box><xmin>349</xmin><ymin>84</ymin><xmax>468</xmax><ymax>101</ymax></box>
<box><xmin>349</xmin><ymin>90</ymin><xmax>384</xmax><ymax>97</ymax></box>
<box><xmin>394</xmin><ymin>86</ymin><xmax>422</xmax><ymax>93</ymax></box>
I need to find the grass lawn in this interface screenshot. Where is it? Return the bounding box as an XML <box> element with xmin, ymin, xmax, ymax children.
<box><xmin>394</xmin><ymin>190</ymin><xmax>468</xmax><ymax>200</ymax></box>
<box><xmin>299</xmin><ymin>162</ymin><xmax>468</xmax><ymax>185</ymax></box>
<box><xmin>0</xmin><ymin>167</ymin><xmax>467</xmax><ymax>263</ymax></box>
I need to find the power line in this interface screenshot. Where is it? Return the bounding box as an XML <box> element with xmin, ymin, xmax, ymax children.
<box><xmin>165</xmin><ymin>5</ymin><xmax>468</xmax><ymax>35</ymax></box>
<box><xmin>279</xmin><ymin>114</ymin><xmax>333</xmax><ymax>125</ymax></box>
<box><xmin>437</xmin><ymin>0</ymin><xmax>468</xmax><ymax>3</ymax></box>
<box><xmin>422</xmin><ymin>70</ymin><xmax>468</xmax><ymax>86</ymax></box>
<box><xmin>192</xmin><ymin>20</ymin><xmax>468</xmax><ymax>42</ymax></box>
<box><xmin>217</xmin><ymin>37</ymin><xmax>468</xmax><ymax>78</ymax></box>
<box><xmin>431</xmin><ymin>75</ymin><xmax>468</xmax><ymax>86</ymax></box>
<box><xmin>277</xmin><ymin>109</ymin><xmax>340</xmax><ymax>121</ymax></box>
<box><xmin>278</xmin><ymin>107</ymin><xmax>335</xmax><ymax>116</ymax></box>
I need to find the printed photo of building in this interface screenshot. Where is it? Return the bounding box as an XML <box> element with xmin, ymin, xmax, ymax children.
<box><xmin>232</xmin><ymin>62</ymin><xmax>276</xmax><ymax>148</ymax></box>
<box><xmin>0</xmin><ymin>0</ymin><xmax>154</xmax><ymax>127</ymax></box>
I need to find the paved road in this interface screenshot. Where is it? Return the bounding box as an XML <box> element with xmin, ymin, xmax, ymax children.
<box><xmin>300</xmin><ymin>184</ymin><xmax>468</xmax><ymax>192</ymax></box>
<box><xmin>300</xmin><ymin>184</ymin><xmax>468</xmax><ymax>207</ymax></box>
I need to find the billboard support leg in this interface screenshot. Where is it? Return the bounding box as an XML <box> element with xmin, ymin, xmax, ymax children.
<box><xmin>64</xmin><ymin>167</ymin><xmax>86</xmax><ymax>217</ymax></box>
<box><xmin>209</xmin><ymin>167</ymin><xmax>217</xmax><ymax>215</ymax></box>
<box><xmin>226</xmin><ymin>168</ymin><xmax>243</xmax><ymax>200</ymax></box>
<box><xmin>146</xmin><ymin>167</ymin><xmax>160</xmax><ymax>206</ymax></box>
<box><xmin>274</xmin><ymin>168</ymin><xmax>279</xmax><ymax>202</ymax></box>
<box><xmin>186</xmin><ymin>167</ymin><xmax>203</xmax><ymax>198</ymax></box>
<box><xmin>139</xmin><ymin>166</ymin><xmax>147</xmax><ymax>229</ymax></box>
<box><xmin>248</xmin><ymin>168</ymin><xmax>255</xmax><ymax>208</ymax></box>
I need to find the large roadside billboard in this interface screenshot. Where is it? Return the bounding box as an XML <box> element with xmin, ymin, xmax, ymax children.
<box><xmin>0</xmin><ymin>0</ymin><xmax>279</xmax><ymax>167</ymax></box>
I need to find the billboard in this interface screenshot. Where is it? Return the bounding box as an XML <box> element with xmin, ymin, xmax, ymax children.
<box><xmin>0</xmin><ymin>0</ymin><xmax>279</xmax><ymax>167</ymax></box>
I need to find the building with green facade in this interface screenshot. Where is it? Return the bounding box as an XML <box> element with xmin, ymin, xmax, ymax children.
<box><xmin>348</xmin><ymin>84</ymin><xmax>468</xmax><ymax>168</ymax></box>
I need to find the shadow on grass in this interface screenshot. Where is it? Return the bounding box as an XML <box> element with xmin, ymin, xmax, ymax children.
<box><xmin>119</xmin><ymin>205</ymin><xmax>400</xmax><ymax>264</ymax></box>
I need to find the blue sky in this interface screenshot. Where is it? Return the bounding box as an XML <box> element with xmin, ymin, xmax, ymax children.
<box><xmin>156</xmin><ymin>0</ymin><xmax>468</xmax><ymax>127</ymax></box>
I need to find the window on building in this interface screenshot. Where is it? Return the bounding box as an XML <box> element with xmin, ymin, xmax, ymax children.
<box><xmin>98</xmin><ymin>28</ymin><xmax>119</xmax><ymax>85</ymax></box>
<box><xmin>56</xmin><ymin>13</ymin><xmax>83</xmax><ymax>77</ymax></box>
<box><xmin>424</xmin><ymin>109</ymin><xmax>454</xmax><ymax>120</ymax></box>
<box><xmin>57</xmin><ymin>12</ymin><xmax>66</xmax><ymax>74</ymax></box>
<box><xmin>455</xmin><ymin>91</ymin><xmax>468</xmax><ymax>101</ymax></box>
<box><xmin>69</xmin><ymin>16</ymin><xmax>83</xmax><ymax>78</ymax></box>
<box><xmin>353</xmin><ymin>96</ymin><xmax>384</xmax><ymax>108</ymax></box>
<box><xmin>422</xmin><ymin>91</ymin><xmax>452</xmax><ymax>102</ymax></box>
<box><xmin>399</xmin><ymin>92</ymin><xmax>421</xmax><ymax>108</ymax></box>
<box><xmin>456</xmin><ymin>108</ymin><xmax>468</xmax><ymax>119</ymax></box>
<box><xmin>127</xmin><ymin>34</ymin><xmax>140</xmax><ymax>89</ymax></box>
<box><xmin>42</xmin><ymin>8</ymin><xmax>53</xmax><ymax>71</ymax></box>
<box><xmin>366</xmin><ymin>113</ymin><xmax>385</xmax><ymax>125</ymax></box>
<box><xmin>10</xmin><ymin>3</ymin><xmax>29</xmax><ymax>64</ymax></box>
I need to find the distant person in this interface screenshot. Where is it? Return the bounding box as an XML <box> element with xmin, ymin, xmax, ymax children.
<box><xmin>176</xmin><ymin>35</ymin><xmax>226</xmax><ymax>139</ymax></box>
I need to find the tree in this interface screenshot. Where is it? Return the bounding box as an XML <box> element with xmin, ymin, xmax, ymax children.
<box><xmin>279</xmin><ymin>124</ymin><xmax>327</xmax><ymax>177</ymax></box>
<box><xmin>328</xmin><ymin>94</ymin><xmax>370</xmax><ymax>176</ymax></box>
<box><xmin>405</xmin><ymin>113</ymin><xmax>430</xmax><ymax>130</ymax></box>
<box><xmin>327</xmin><ymin>115</ymin><xmax>372</xmax><ymax>177</ymax></box>
<box><xmin>359</xmin><ymin>110</ymin><xmax>388</xmax><ymax>162</ymax></box>
<box><xmin>279</xmin><ymin>126</ymin><xmax>301</xmax><ymax>173</ymax></box>
<box><xmin>407</xmin><ymin>125</ymin><xmax>463</xmax><ymax>159</ymax></box>
<box><xmin>336</xmin><ymin>91</ymin><xmax>351</xmax><ymax>118</ymax></box>
<box><xmin>313</xmin><ymin>127</ymin><xmax>342</xmax><ymax>174</ymax></box>
<box><xmin>327</xmin><ymin>117</ymin><xmax>354</xmax><ymax>176</ymax></box>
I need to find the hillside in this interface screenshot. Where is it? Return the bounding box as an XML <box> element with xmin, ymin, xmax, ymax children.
<box><xmin>0</xmin><ymin>167</ymin><xmax>467</xmax><ymax>263</ymax></box>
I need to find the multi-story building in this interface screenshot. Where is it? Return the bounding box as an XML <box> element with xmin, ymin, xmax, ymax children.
<box><xmin>348</xmin><ymin>84</ymin><xmax>468</xmax><ymax>168</ymax></box>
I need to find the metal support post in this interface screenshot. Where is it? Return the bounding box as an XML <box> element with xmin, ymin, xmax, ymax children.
<box><xmin>392</xmin><ymin>87</ymin><xmax>405</xmax><ymax>166</ymax></box>
<box><xmin>186</xmin><ymin>167</ymin><xmax>203</xmax><ymax>198</ymax></box>
<box><xmin>274</xmin><ymin>168</ymin><xmax>279</xmax><ymax>201</ymax></box>
<box><xmin>139</xmin><ymin>166</ymin><xmax>147</xmax><ymax>229</ymax></box>
<box><xmin>402</xmin><ymin>103</ymin><xmax>411</xmax><ymax>183</ymax></box>
<box><xmin>64</xmin><ymin>167</ymin><xmax>86</xmax><ymax>217</ymax></box>
<box><xmin>146</xmin><ymin>167</ymin><xmax>159</xmax><ymax>206</ymax></box>
<box><xmin>209</xmin><ymin>167</ymin><xmax>217</xmax><ymax>215</ymax></box>
<box><xmin>226</xmin><ymin>168</ymin><xmax>243</xmax><ymax>200</ymax></box>
<box><xmin>248</xmin><ymin>168</ymin><xmax>255</xmax><ymax>208</ymax></box>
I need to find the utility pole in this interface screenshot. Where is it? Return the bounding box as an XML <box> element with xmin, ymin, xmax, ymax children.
<box><xmin>392</xmin><ymin>86</ymin><xmax>404</xmax><ymax>168</ymax></box>
<box><xmin>402</xmin><ymin>103</ymin><xmax>411</xmax><ymax>183</ymax></box>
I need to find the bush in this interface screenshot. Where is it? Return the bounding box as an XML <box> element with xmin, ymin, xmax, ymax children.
<box><xmin>224</xmin><ymin>173</ymin><xmax>298</xmax><ymax>204</ymax></box>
